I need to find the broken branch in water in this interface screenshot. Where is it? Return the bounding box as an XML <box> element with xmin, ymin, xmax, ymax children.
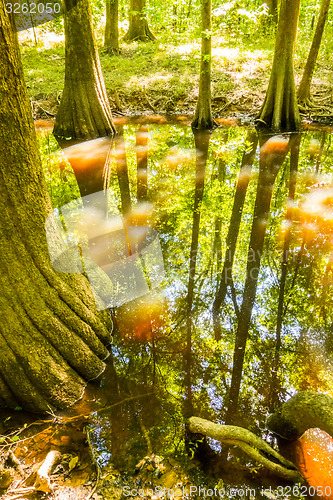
<box><xmin>34</xmin><ymin>450</ymin><xmax>61</xmax><ymax>493</ymax></box>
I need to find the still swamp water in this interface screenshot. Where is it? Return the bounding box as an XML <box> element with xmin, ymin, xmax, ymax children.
<box><xmin>1</xmin><ymin>117</ymin><xmax>332</xmax><ymax>499</ymax></box>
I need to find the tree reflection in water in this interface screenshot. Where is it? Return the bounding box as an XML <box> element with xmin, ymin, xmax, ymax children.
<box><xmin>48</xmin><ymin>121</ymin><xmax>333</xmax><ymax>490</ymax></box>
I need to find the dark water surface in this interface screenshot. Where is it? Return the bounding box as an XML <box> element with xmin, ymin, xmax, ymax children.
<box><xmin>3</xmin><ymin>119</ymin><xmax>333</xmax><ymax>498</ymax></box>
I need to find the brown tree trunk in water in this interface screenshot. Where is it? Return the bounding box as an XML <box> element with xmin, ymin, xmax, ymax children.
<box><xmin>185</xmin><ymin>130</ymin><xmax>210</xmax><ymax>415</ymax></box>
<box><xmin>192</xmin><ymin>0</ymin><xmax>214</xmax><ymax>130</ymax></box>
<box><xmin>269</xmin><ymin>134</ymin><xmax>300</xmax><ymax>412</ymax></box>
<box><xmin>0</xmin><ymin>7</ymin><xmax>111</xmax><ymax>412</ymax></box>
<box><xmin>104</xmin><ymin>0</ymin><xmax>120</xmax><ymax>54</ymax></box>
<box><xmin>136</xmin><ymin>126</ymin><xmax>148</xmax><ymax>202</ymax></box>
<box><xmin>298</xmin><ymin>0</ymin><xmax>331</xmax><ymax>104</ymax></box>
<box><xmin>257</xmin><ymin>0</ymin><xmax>301</xmax><ymax>132</ymax></box>
<box><xmin>123</xmin><ymin>0</ymin><xmax>155</xmax><ymax>42</ymax></box>
<box><xmin>213</xmin><ymin>131</ymin><xmax>258</xmax><ymax>340</ymax></box>
<box><xmin>53</xmin><ymin>0</ymin><xmax>116</xmax><ymax>141</ymax></box>
<box><xmin>225</xmin><ymin>135</ymin><xmax>289</xmax><ymax>424</ymax></box>
<box><xmin>60</xmin><ymin>136</ymin><xmax>114</xmax><ymax>197</ymax></box>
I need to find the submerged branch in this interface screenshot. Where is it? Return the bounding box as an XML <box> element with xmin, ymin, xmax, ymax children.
<box><xmin>188</xmin><ymin>417</ymin><xmax>303</xmax><ymax>483</ymax></box>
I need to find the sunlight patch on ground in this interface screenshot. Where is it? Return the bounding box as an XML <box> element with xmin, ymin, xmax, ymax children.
<box><xmin>213</xmin><ymin>46</ymin><xmax>269</xmax><ymax>73</ymax></box>
<box><xmin>125</xmin><ymin>72</ymin><xmax>173</xmax><ymax>89</ymax></box>
<box><xmin>173</xmin><ymin>42</ymin><xmax>200</xmax><ymax>56</ymax></box>
<box><xmin>19</xmin><ymin>26</ymin><xmax>64</xmax><ymax>49</ymax></box>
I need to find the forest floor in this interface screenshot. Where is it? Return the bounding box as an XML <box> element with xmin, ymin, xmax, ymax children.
<box><xmin>19</xmin><ymin>27</ymin><xmax>333</xmax><ymax>126</ymax></box>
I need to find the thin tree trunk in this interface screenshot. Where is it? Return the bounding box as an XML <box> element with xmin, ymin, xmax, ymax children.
<box><xmin>265</xmin><ymin>0</ymin><xmax>278</xmax><ymax>24</ymax></box>
<box><xmin>192</xmin><ymin>0</ymin><xmax>214</xmax><ymax>130</ymax></box>
<box><xmin>257</xmin><ymin>0</ymin><xmax>301</xmax><ymax>132</ymax></box>
<box><xmin>298</xmin><ymin>0</ymin><xmax>331</xmax><ymax>104</ymax></box>
<box><xmin>315</xmin><ymin>132</ymin><xmax>326</xmax><ymax>173</ymax></box>
<box><xmin>269</xmin><ymin>134</ymin><xmax>300</xmax><ymax>411</ymax></box>
<box><xmin>136</xmin><ymin>126</ymin><xmax>148</xmax><ymax>201</ymax></box>
<box><xmin>0</xmin><ymin>6</ymin><xmax>111</xmax><ymax>412</ymax></box>
<box><xmin>185</xmin><ymin>130</ymin><xmax>210</xmax><ymax>415</ymax></box>
<box><xmin>123</xmin><ymin>0</ymin><xmax>155</xmax><ymax>42</ymax></box>
<box><xmin>213</xmin><ymin>131</ymin><xmax>258</xmax><ymax>340</ymax></box>
<box><xmin>104</xmin><ymin>0</ymin><xmax>120</xmax><ymax>54</ymax></box>
<box><xmin>53</xmin><ymin>0</ymin><xmax>116</xmax><ymax>141</ymax></box>
<box><xmin>115</xmin><ymin>128</ymin><xmax>132</xmax><ymax>216</ymax></box>
<box><xmin>225</xmin><ymin>135</ymin><xmax>289</xmax><ymax>424</ymax></box>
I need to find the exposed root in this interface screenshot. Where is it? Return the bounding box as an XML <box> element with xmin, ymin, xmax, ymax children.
<box><xmin>188</xmin><ymin>416</ymin><xmax>304</xmax><ymax>483</ymax></box>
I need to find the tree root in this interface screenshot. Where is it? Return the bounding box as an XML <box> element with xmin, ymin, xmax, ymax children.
<box><xmin>188</xmin><ymin>416</ymin><xmax>304</xmax><ymax>483</ymax></box>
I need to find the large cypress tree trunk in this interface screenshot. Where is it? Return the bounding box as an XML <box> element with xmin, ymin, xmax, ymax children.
<box><xmin>123</xmin><ymin>0</ymin><xmax>155</xmax><ymax>42</ymax></box>
<box><xmin>192</xmin><ymin>0</ymin><xmax>214</xmax><ymax>130</ymax></box>
<box><xmin>53</xmin><ymin>0</ymin><xmax>116</xmax><ymax>141</ymax></box>
<box><xmin>297</xmin><ymin>0</ymin><xmax>331</xmax><ymax>105</ymax></box>
<box><xmin>104</xmin><ymin>0</ymin><xmax>120</xmax><ymax>54</ymax></box>
<box><xmin>0</xmin><ymin>5</ymin><xmax>111</xmax><ymax>413</ymax></box>
<box><xmin>256</xmin><ymin>0</ymin><xmax>301</xmax><ymax>132</ymax></box>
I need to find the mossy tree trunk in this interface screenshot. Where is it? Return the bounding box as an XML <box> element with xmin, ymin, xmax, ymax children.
<box><xmin>192</xmin><ymin>0</ymin><xmax>214</xmax><ymax>130</ymax></box>
<box><xmin>104</xmin><ymin>0</ymin><xmax>120</xmax><ymax>54</ymax></box>
<box><xmin>257</xmin><ymin>0</ymin><xmax>301</xmax><ymax>132</ymax></box>
<box><xmin>123</xmin><ymin>0</ymin><xmax>155</xmax><ymax>42</ymax></box>
<box><xmin>0</xmin><ymin>5</ymin><xmax>111</xmax><ymax>413</ymax></box>
<box><xmin>297</xmin><ymin>0</ymin><xmax>331</xmax><ymax>104</ymax></box>
<box><xmin>267</xmin><ymin>391</ymin><xmax>333</xmax><ymax>440</ymax></box>
<box><xmin>53</xmin><ymin>0</ymin><xmax>116</xmax><ymax>141</ymax></box>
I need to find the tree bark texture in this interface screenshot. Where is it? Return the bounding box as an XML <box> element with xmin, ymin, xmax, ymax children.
<box><xmin>0</xmin><ymin>5</ymin><xmax>111</xmax><ymax>412</ymax></box>
<box><xmin>297</xmin><ymin>0</ymin><xmax>331</xmax><ymax>104</ymax></box>
<box><xmin>104</xmin><ymin>0</ymin><xmax>120</xmax><ymax>54</ymax></box>
<box><xmin>123</xmin><ymin>0</ymin><xmax>155</xmax><ymax>42</ymax></box>
<box><xmin>225</xmin><ymin>135</ymin><xmax>289</xmax><ymax>423</ymax></box>
<box><xmin>188</xmin><ymin>417</ymin><xmax>302</xmax><ymax>482</ymax></box>
<box><xmin>192</xmin><ymin>0</ymin><xmax>214</xmax><ymax>130</ymax></box>
<box><xmin>267</xmin><ymin>391</ymin><xmax>333</xmax><ymax>440</ymax></box>
<box><xmin>213</xmin><ymin>131</ymin><xmax>258</xmax><ymax>340</ymax></box>
<box><xmin>257</xmin><ymin>0</ymin><xmax>301</xmax><ymax>132</ymax></box>
<box><xmin>53</xmin><ymin>0</ymin><xmax>116</xmax><ymax>141</ymax></box>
